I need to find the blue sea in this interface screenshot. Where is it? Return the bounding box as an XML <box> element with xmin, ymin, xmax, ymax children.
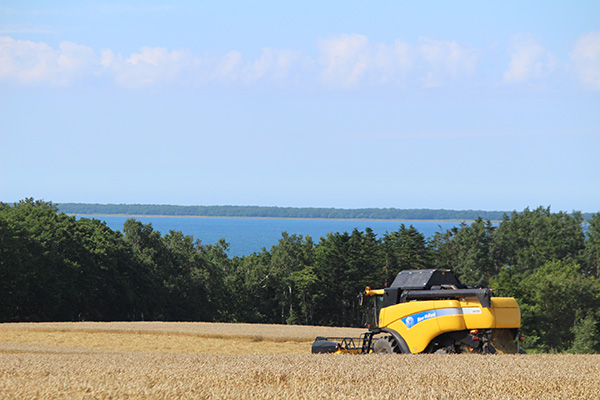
<box><xmin>83</xmin><ymin>216</ymin><xmax>462</xmax><ymax>257</ymax></box>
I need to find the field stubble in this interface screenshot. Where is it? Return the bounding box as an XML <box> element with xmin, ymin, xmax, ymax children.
<box><xmin>1</xmin><ymin>322</ymin><xmax>599</xmax><ymax>399</ymax></box>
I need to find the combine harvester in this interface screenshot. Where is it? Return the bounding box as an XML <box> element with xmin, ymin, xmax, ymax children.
<box><xmin>312</xmin><ymin>269</ymin><xmax>523</xmax><ymax>354</ymax></box>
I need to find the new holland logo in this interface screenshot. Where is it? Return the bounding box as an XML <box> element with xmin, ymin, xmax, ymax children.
<box><xmin>402</xmin><ymin>310</ymin><xmax>437</xmax><ymax>329</ymax></box>
<box><xmin>401</xmin><ymin>308</ymin><xmax>464</xmax><ymax>329</ymax></box>
<box><xmin>417</xmin><ymin>311</ymin><xmax>436</xmax><ymax>323</ymax></box>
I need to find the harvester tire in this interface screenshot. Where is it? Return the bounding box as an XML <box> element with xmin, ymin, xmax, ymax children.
<box><xmin>373</xmin><ymin>337</ymin><xmax>400</xmax><ymax>354</ymax></box>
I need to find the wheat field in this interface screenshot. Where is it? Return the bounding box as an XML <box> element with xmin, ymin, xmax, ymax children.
<box><xmin>1</xmin><ymin>322</ymin><xmax>599</xmax><ymax>399</ymax></box>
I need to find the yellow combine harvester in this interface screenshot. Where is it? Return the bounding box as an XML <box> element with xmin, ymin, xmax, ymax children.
<box><xmin>312</xmin><ymin>269</ymin><xmax>523</xmax><ymax>354</ymax></box>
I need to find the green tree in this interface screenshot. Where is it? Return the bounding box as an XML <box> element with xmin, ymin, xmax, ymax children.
<box><xmin>509</xmin><ymin>260</ymin><xmax>600</xmax><ymax>352</ymax></box>
<box><xmin>290</xmin><ymin>264</ymin><xmax>319</xmax><ymax>325</ymax></box>
<box><xmin>268</xmin><ymin>232</ymin><xmax>316</xmax><ymax>324</ymax></box>
<box><xmin>382</xmin><ymin>224</ymin><xmax>430</xmax><ymax>285</ymax></box>
<box><xmin>494</xmin><ymin>207</ymin><xmax>585</xmax><ymax>276</ymax></box>
<box><xmin>67</xmin><ymin>217</ymin><xmax>143</xmax><ymax>321</ymax></box>
<box><xmin>1</xmin><ymin>199</ymin><xmax>76</xmax><ymax>321</ymax></box>
<box><xmin>569</xmin><ymin>313</ymin><xmax>600</xmax><ymax>354</ymax></box>
<box><xmin>122</xmin><ymin>219</ymin><xmax>168</xmax><ymax>319</ymax></box>
<box><xmin>0</xmin><ymin>199</ymin><xmax>146</xmax><ymax>322</ymax></box>
<box><xmin>313</xmin><ymin>229</ymin><xmax>383</xmax><ymax>326</ymax></box>
<box><xmin>123</xmin><ymin>219</ymin><xmax>225</xmax><ymax>321</ymax></box>
<box><xmin>583</xmin><ymin>213</ymin><xmax>600</xmax><ymax>278</ymax></box>
<box><xmin>0</xmin><ymin>201</ymin><xmax>49</xmax><ymax>321</ymax></box>
<box><xmin>225</xmin><ymin>249</ymin><xmax>276</xmax><ymax>323</ymax></box>
<box><xmin>430</xmin><ymin>218</ymin><xmax>497</xmax><ymax>287</ymax></box>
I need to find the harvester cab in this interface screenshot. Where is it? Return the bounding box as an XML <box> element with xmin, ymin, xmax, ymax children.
<box><xmin>312</xmin><ymin>269</ymin><xmax>522</xmax><ymax>355</ymax></box>
<box><xmin>359</xmin><ymin>287</ymin><xmax>384</xmax><ymax>329</ymax></box>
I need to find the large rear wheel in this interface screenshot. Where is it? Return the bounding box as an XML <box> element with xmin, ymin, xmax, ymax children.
<box><xmin>373</xmin><ymin>336</ymin><xmax>400</xmax><ymax>354</ymax></box>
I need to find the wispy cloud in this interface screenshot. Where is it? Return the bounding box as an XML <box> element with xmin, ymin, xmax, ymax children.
<box><xmin>503</xmin><ymin>34</ymin><xmax>557</xmax><ymax>84</ymax></box>
<box><xmin>0</xmin><ymin>24</ymin><xmax>57</xmax><ymax>35</ymax></box>
<box><xmin>244</xmin><ymin>48</ymin><xmax>303</xmax><ymax>84</ymax></box>
<box><xmin>0</xmin><ymin>36</ymin><xmax>95</xmax><ymax>86</ymax></box>
<box><xmin>418</xmin><ymin>38</ymin><xmax>478</xmax><ymax>87</ymax></box>
<box><xmin>91</xmin><ymin>4</ymin><xmax>174</xmax><ymax>15</ymax></box>
<box><xmin>101</xmin><ymin>46</ymin><xmax>201</xmax><ymax>88</ymax></box>
<box><xmin>0</xmin><ymin>33</ymin><xmax>592</xmax><ymax>90</ymax></box>
<box><xmin>317</xmin><ymin>34</ymin><xmax>416</xmax><ymax>87</ymax></box>
<box><xmin>1</xmin><ymin>4</ymin><xmax>173</xmax><ymax>17</ymax></box>
<box><xmin>570</xmin><ymin>30</ymin><xmax>600</xmax><ymax>90</ymax></box>
<box><xmin>318</xmin><ymin>33</ymin><xmax>371</xmax><ymax>87</ymax></box>
<box><xmin>99</xmin><ymin>46</ymin><xmax>305</xmax><ymax>88</ymax></box>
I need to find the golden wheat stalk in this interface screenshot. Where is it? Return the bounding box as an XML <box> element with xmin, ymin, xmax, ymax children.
<box><xmin>1</xmin><ymin>322</ymin><xmax>598</xmax><ymax>399</ymax></box>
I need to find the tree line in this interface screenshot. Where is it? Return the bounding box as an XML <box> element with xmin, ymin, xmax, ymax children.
<box><xmin>1</xmin><ymin>199</ymin><xmax>599</xmax><ymax>353</ymax></box>
<box><xmin>57</xmin><ymin>203</ymin><xmax>518</xmax><ymax>221</ymax></box>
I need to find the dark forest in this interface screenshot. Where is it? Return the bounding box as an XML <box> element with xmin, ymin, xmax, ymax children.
<box><xmin>2</xmin><ymin>199</ymin><xmax>599</xmax><ymax>353</ymax></box>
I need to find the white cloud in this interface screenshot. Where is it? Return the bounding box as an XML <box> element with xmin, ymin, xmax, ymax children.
<box><xmin>0</xmin><ymin>35</ymin><xmax>478</xmax><ymax>89</ymax></box>
<box><xmin>246</xmin><ymin>47</ymin><xmax>301</xmax><ymax>84</ymax></box>
<box><xmin>317</xmin><ymin>34</ymin><xmax>480</xmax><ymax>88</ymax></box>
<box><xmin>318</xmin><ymin>33</ymin><xmax>370</xmax><ymax>87</ymax></box>
<box><xmin>101</xmin><ymin>47</ymin><xmax>303</xmax><ymax>87</ymax></box>
<box><xmin>570</xmin><ymin>30</ymin><xmax>600</xmax><ymax>90</ymax></box>
<box><xmin>0</xmin><ymin>36</ymin><xmax>95</xmax><ymax>86</ymax></box>
<box><xmin>101</xmin><ymin>46</ymin><xmax>200</xmax><ymax>88</ymax></box>
<box><xmin>210</xmin><ymin>50</ymin><xmax>243</xmax><ymax>83</ymax></box>
<box><xmin>57</xmin><ymin>41</ymin><xmax>96</xmax><ymax>77</ymax></box>
<box><xmin>371</xmin><ymin>40</ymin><xmax>413</xmax><ymax>84</ymax></box>
<box><xmin>418</xmin><ymin>38</ymin><xmax>478</xmax><ymax>87</ymax></box>
<box><xmin>317</xmin><ymin>34</ymin><xmax>414</xmax><ymax>87</ymax></box>
<box><xmin>0</xmin><ymin>36</ymin><xmax>307</xmax><ymax>89</ymax></box>
<box><xmin>503</xmin><ymin>34</ymin><xmax>557</xmax><ymax>84</ymax></box>
<box><xmin>3</xmin><ymin>33</ymin><xmax>594</xmax><ymax>91</ymax></box>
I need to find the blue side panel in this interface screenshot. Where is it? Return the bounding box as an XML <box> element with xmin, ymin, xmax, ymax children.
<box><xmin>401</xmin><ymin>308</ymin><xmax>462</xmax><ymax>329</ymax></box>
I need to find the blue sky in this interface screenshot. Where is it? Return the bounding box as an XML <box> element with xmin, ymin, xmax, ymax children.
<box><xmin>1</xmin><ymin>1</ymin><xmax>599</xmax><ymax>212</ymax></box>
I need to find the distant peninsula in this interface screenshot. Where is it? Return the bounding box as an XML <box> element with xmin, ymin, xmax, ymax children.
<box><xmin>58</xmin><ymin>203</ymin><xmax>515</xmax><ymax>221</ymax></box>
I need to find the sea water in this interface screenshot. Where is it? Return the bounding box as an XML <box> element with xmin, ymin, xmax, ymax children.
<box><xmin>84</xmin><ymin>216</ymin><xmax>462</xmax><ymax>257</ymax></box>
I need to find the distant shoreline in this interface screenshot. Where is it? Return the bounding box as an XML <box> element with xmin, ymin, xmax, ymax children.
<box><xmin>68</xmin><ymin>213</ymin><xmax>481</xmax><ymax>223</ymax></box>
<box><xmin>57</xmin><ymin>203</ymin><xmax>515</xmax><ymax>222</ymax></box>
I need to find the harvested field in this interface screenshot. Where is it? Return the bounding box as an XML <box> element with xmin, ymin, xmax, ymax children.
<box><xmin>1</xmin><ymin>322</ymin><xmax>599</xmax><ymax>399</ymax></box>
<box><xmin>0</xmin><ymin>321</ymin><xmax>364</xmax><ymax>354</ymax></box>
<box><xmin>0</xmin><ymin>321</ymin><xmax>365</xmax><ymax>341</ymax></box>
<box><xmin>0</xmin><ymin>329</ymin><xmax>310</xmax><ymax>354</ymax></box>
